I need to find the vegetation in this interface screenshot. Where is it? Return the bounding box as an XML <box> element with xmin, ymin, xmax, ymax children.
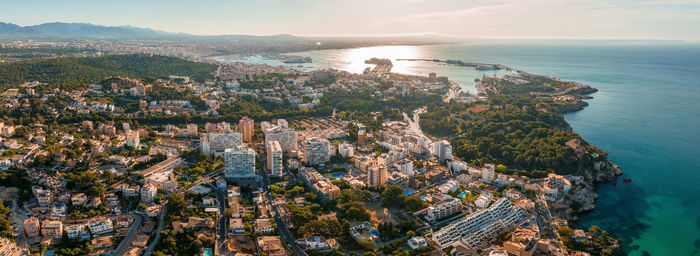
<box><xmin>0</xmin><ymin>54</ymin><xmax>217</xmax><ymax>91</ymax></box>
<box><xmin>558</xmin><ymin>225</ymin><xmax>620</xmax><ymax>256</ymax></box>
<box><xmin>381</xmin><ymin>185</ymin><xmax>429</xmax><ymax>212</ymax></box>
<box><xmin>132</xmin><ymin>153</ymin><xmax>167</xmax><ymax>170</ymax></box>
<box><xmin>55</xmin><ymin>237</ymin><xmax>93</xmax><ymax>256</ymax></box>
<box><xmin>336</xmin><ymin>189</ymin><xmax>372</xmax><ymax>221</ymax></box>
<box><xmin>152</xmin><ymin>229</ymin><xmax>214</xmax><ymax>256</ymax></box>
<box><xmin>0</xmin><ymin>203</ymin><xmax>12</xmax><ymax>238</ymax></box>
<box><xmin>66</xmin><ymin>171</ymin><xmax>105</xmax><ymax>197</ymax></box>
<box><xmin>420</xmin><ymin>95</ymin><xmax>607</xmax><ymax>177</ymax></box>
<box><xmin>325</xmin><ymin>90</ymin><xmax>442</xmax><ymax>130</ymax></box>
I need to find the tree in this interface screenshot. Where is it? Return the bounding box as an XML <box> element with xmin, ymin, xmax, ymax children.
<box><xmin>381</xmin><ymin>185</ymin><xmax>405</xmax><ymax>207</ymax></box>
<box><xmin>496</xmin><ymin>164</ymin><xmax>507</xmax><ymax>172</ymax></box>
<box><xmin>0</xmin><ymin>203</ymin><xmax>12</xmax><ymax>238</ymax></box>
<box><xmin>166</xmin><ymin>193</ymin><xmax>186</xmax><ymax>221</ymax></box>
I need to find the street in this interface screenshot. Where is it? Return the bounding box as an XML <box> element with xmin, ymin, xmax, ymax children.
<box><xmin>112</xmin><ymin>213</ymin><xmax>145</xmax><ymax>256</ymax></box>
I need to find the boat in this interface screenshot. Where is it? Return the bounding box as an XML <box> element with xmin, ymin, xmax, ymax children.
<box><xmin>623</xmin><ymin>178</ymin><xmax>633</xmax><ymax>183</ymax></box>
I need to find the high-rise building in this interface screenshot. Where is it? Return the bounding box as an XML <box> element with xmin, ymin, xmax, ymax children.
<box><xmin>368</xmin><ymin>165</ymin><xmax>388</xmax><ymax>188</ymax></box>
<box><xmin>266</xmin><ymin>140</ymin><xmax>283</xmax><ymax>177</ymax></box>
<box><xmin>122</xmin><ymin>122</ymin><xmax>130</xmax><ymax>133</ymax></box>
<box><xmin>262</xmin><ymin>119</ymin><xmax>298</xmax><ymax>153</ymax></box>
<box><xmin>200</xmin><ymin>132</ymin><xmax>242</xmax><ymax>157</ymax></box>
<box><xmin>357</xmin><ymin>125</ymin><xmax>367</xmax><ymax>144</ymax></box>
<box><xmin>433</xmin><ymin>140</ymin><xmax>452</xmax><ymax>162</ymax></box>
<box><xmin>224</xmin><ymin>146</ymin><xmax>256</xmax><ymax>180</ymax></box>
<box><xmin>482</xmin><ymin>164</ymin><xmax>495</xmax><ymax>182</ymax></box>
<box><xmin>127</xmin><ymin>130</ymin><xmax>140</xmax><ymax>148</ymax></box>
<box><xmin>338</xmin><ymin>143</ymin><xmax>354</xmax><ymax>158</ymax></box>
<box><xmin>239</xmin><ymin>116</ymin><xmax>255</xmax><ymax>143</ymax></box>
<box><xmin>398</xmin><ymin>159</ymin><xmax>414</xmax><ymax>176</ymax></box>
<box><xmin>303</xmin><ymin>137</ymin><xmax>330</xmax><ymax>166</ymax></box>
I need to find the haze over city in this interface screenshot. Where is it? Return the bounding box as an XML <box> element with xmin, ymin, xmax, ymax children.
<box><xmin>2</xmin><ymin>0</ymin><xmax>700</xmax><ymax>40</ymax></box>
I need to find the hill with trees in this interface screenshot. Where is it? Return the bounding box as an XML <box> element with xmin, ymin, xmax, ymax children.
<box><xmin>0</xmin><ymin>54</ymin><xmax>217</xmax><ymax>90</ymax></box>
<box><xmin>421</xmin><ymin>95</ymin><xmax>608</xmax><ymax>177</ymax></box>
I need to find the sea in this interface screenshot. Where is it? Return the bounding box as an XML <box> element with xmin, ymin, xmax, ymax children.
<box><xmin>215</xmin><ymin>41</ymin><xmax>700</xmax><ymax>255</ymax></box>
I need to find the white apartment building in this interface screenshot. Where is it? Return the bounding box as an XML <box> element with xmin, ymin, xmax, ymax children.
<box><xmin>482</xmin><ymin>164</ymin><xmax>496</xmax><ymax>182</ymax></box>
<box><xmin>141</xmin><ymin>183</ymin><xmax>157</xmax><ymax>203</ymax></box>
<box><xmin>200</xmin><ymin>132</ymin><xmax>242</xmax><ymax>157</ymax></box>
<box><xmin>266</xmin><ymin>140</ymin><xmax>284</xmax><ymax>177</ymax></box>
<box><xmin>262</xmin><ymin>120</ymin><xmax>298</xmax><ymax>153</ymax></box>
<box><xmin>127</xmin><ymin>130</ymin><xmax>140</xmax><ymax>148</ymax></box>
<box><xmin>433</xmin><ymin>140</ymin><xmax>453</xmax><ymax>162</ymax></box>
<box><xmin>398</xmin><ymin>159</ymin><xmax>414</xmax><ymax>176</ymax></box>
<box><xmin>224</xmin><ymin>146</ymin><xmax>256</xmax><ymax>180</ymax></box>
<box><xmin>338</xmin><ymin>143</ymin><xmax>354</xmax><ymax>158</ymax></box>
<box><xmin>303</xmin><ymin>137</ymin><xmax>330</xmax><ymax>166</ymax></box>
<box><xmin>475</xmin><ymin>192</ymin><xmax>493</xmax><ymax>208</ymax></box>
<box><xmin>88</xmin><ymin>218</ymin><xmax>114</xmax><ymax>234</ymax></box>
<box><xmin>432</xmin><ymin>198</ymin><xmax>526</xmax><ymax>249</ymax></box>
<box><xmin>426</xmin><ymin>197</ymin><xmax>463</xmax><ymax>222</ymax></box>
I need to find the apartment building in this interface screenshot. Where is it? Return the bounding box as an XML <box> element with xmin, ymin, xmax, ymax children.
<box><xmin>432</xmin><ymin>198</ymin><xmax>526</xmax><ymax>249</ymax></box>
<box><xmin>224</xmin><ymin>146</ymin><xmax>256</xmax><ymax>180</ymax></box>
<box><xmin>303</xmin><ymin>137</ymin><xmax>330</xmax><ymax>166</ymax></box>
<box><xmin>298</xmin><ymin>167</ymin><xmax>340</xmax><ymax>201</ymax></box>
<box><xmin>266</xmin><ymin>140</ymin><xmax>283</xmax><ymax>177</ymax></box>
<box><xmin>200</xmin><ymin>132</ymin><xmax>242</xmax><ymax>157</ymax></box>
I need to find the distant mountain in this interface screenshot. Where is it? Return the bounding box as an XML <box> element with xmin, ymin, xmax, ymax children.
<box><xmin>0</xmin><ymin>22</ymin><xmax>187</xmax><ymax>39</ymax></box>
<box><xmin>0</xmin><ymin>22</ymin><xmax>458</xmax><ymax>45</ymax></box>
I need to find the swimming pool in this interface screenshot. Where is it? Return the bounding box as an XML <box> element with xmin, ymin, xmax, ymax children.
<box><xmin>420</xmin><ymin>197</ymin><xmax>428</xmax><ymax>201</ymax></box>
<box><xmin>404</xmin><ymin>189</ymin><xmax>415</xmax><ymax>195</ymax></box>
<box><xmin>329</xmin><ymin>172</ymin><xmax>345</xmax><ymax>178</ymax></box>
<box><xmin>458</xmin><ymin>191</ymin><xmax>467</xmax><ymax>198</ymax></box>
<box><xmin>203</xmin><ymin>248</ymin><xmax>212</xmax><ymax>256</ymax></box>
<box><xmin>370</xmin><ymin>230</ymin><xmax>380</xmax><ymax>237</ymax></box>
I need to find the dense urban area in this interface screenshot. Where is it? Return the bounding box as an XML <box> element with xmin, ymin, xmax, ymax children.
<box><xmin>0</xmin><ymin>38</ymin><xmax>621</xmax><ymax>256</ymax></box>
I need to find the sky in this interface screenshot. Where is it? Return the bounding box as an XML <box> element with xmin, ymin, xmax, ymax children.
<box><xmin>2</xmin><ymin>0</ymin><xmax>700</xmax><ymax>40</ymax></box>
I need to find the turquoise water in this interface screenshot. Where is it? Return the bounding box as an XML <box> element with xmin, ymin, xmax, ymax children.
<box><xmin>458</xmin><ymin>191</ymin><xmax>467</xmax><ymax>198</ymax></box>
<box><xmin>218</xmin><ymin>41</ymin><xmax>700</xmax><ymax>255</ymax></box>
<box><xmin>203</xmin><ymin>248</ymin><xmax>212</xmax><ymax>256</ymax></box>
<box><xmin>329</xmin><ymin>172</ymin><xmax>345</xmax><ymax>178</ymax></box>
<box><xmin>404</xmin><ymin>189</ymin><xmax>415</xmax><ymax>195</ymax></box>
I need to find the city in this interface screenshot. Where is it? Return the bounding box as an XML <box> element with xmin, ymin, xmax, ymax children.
<box><xmin>1</xmin><ymin>1</ymin><xmax>697</xmax><ymax>256</ymax></box>
<box><xmin>0</xmin><ymin>44</ymin><xmax>620</xmax><ymax>256</ymax></box>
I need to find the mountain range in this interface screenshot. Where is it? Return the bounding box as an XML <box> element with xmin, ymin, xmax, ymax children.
<box><xmin>0</xmin><ymin>22</ymin><xmax>193</xmax><ymax>39</ymax></box>
<box><xmin>0</xmin><ymin>22</ymin><xmax>460</xmax><ymax>44</ymax></box>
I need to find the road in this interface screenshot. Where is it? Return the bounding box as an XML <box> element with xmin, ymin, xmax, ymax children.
<box><xmin>144</xmin><ymin>168</ymin><xmax>222</xmax><ymax>256</ymax></box>
<box><xmin>261</xmin><ymin>178</ymin><xmax>308</xmax><ymax>256</ymax></box>
<box><xmin>143</xmin><ymin>206</ymin><xmax>168</xmax><ymax>256</ymax></box>
<box><xmin>112</xmin><ymin>213</ymin><xmax>145</xmax><ymax>256</ymax></box>
<box><xmin>534</xmin><ymin>194</ymin><xmax>557</xmax><ymax>239</ymax></box>
<box><xmin>403</xmin><ymin>108</ymin><xmax>427</xmax><ymax>138</ymax></box>
<box><xmin>215</xmin><ymin>183</ymin><xmax>228</xmax><ymax>255</ymax></box>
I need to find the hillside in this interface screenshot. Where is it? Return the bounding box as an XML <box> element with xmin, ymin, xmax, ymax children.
<box><xmin>0</xmin><ymin>54</ymin><xmax>217</xmax><ymax>90</ymax></box>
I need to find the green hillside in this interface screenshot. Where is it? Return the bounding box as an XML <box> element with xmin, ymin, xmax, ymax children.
<box><xmin>0</xmin><ymin>54</ymin><xmax>217</xmax><ymax>90</ymax></box>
